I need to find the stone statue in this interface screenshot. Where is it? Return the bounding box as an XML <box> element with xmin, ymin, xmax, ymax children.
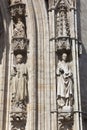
<box><xmin>13</xmin><ymin>18</ymin><xmax>25</xmax><ymax>37</ymax></box>
<box><xmin>56</xmin><ymin>53</ymin><xmax>73</xmax><ymax>108</ymax></box>
<box><xmin>10</xmin><ymin>54</ymin><xmax>28</xmax><ymax>109</ymax></box>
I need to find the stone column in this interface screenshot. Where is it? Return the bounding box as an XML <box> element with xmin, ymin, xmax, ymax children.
<box><xmin>25</xmin><ymin>0</ymin><xmax>37</xmax><ymax>130</ymax></box>
<box><xmin>48</xmin><ymin>1</ymin><xmax>57</xmax><ymax>130</ymax></box>
<box><xmin>32</xmin><ymin>0</ymin><xmax>51</xmax><ymax>130</ymax></box>
<box><xmin>71</xmin><ymin>3</ymin><xmax>83</xmax><ymax>130</ymax></box>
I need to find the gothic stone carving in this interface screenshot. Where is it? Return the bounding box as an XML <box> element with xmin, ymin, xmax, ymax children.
<box><xmin>12</xmin><ymin>17</ymin><xmax>28</xmax><ymax>55</ymax></box>
<box><xmin>12</xmin><ymin>37</ymin><xmax>28</xmax><ymax>55</ymax></box>
<box><xmin>55</xmin><ymin>0</ymin><xmax>71</xmax><ymax>51</ymax></box>
<box><xmin>10</xmin><ymin>54</ymin><xmax>28</xmax><ymax>129</ymax></box>
<box><xmin>56</xmin><ymin>37</ymin><xmax>71</xmax><ymax>51</ymax></box>
<box><xmin>13</xmin><ymin>18</ymin><xmax>25</xmax><ymax>37</ymax></box>
<box><xmin>9</xmin><ymin>2</ymin><xmax>25</xmax><ymax>17</ymax></box>
<box><xmin>9</xmin><ymin>0</ymin><xmax>28</xmax><ymax>129</ymax></box>
<box><xmin>10</xmin><ymin>54</ymin><xmax>28</xmax><ymax>109</ymax></box>
<box><xmin>58</xmin><ymin>112</ymin><xmax>73</xmax><ymax>130</ymax></box>
<box><xmin>56</xmin><ymin>53</ymin><xmax>74</xmax><ymax>130</ymax></box>
<box><xmin>55</xmin><ymin>0</ymin><xmax>74</xmax><ymax>8</ymax></box>
<box><xmin>10</xmin><ymin>112</ymin><xmax>27</xmax><ymax>130</ymax></box>
<box><xmin>56</xmin><ymin>53</ymin><xmax>73</xmax><ymax>107</ymax></box>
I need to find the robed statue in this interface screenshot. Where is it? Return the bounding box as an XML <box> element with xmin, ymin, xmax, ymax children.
<box><xmin>10</xmin><ymin>54</ymin><xmax>28</xmax><ymax>109</ymax></box>
<box><xmin>56</xmin><ymin>53</ymin><xmax>73</xmax><ymax>108</ymax></box>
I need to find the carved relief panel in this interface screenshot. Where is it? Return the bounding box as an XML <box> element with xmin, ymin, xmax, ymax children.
<box><xmin>55</xmin><ymin>0</ymin><xmax>73</xmax><ymax>51</ymax></box>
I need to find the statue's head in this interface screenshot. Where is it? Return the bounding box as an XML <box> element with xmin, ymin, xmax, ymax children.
<box><xmin>62</xmin><ymin>53</ymin><xmax>67</xmax><ymax>61</ymax></box>
<box><xmin>16</xmin><ymin>54</ymin><xmax>23</xmax><ymax>64</ymax></box>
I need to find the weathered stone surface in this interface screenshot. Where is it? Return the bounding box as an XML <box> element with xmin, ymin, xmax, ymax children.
<box><xmin>78</xmin><ymin>0</ymin><xmax>87</xmax><ymax>129</ymax></box>
<box><xmin>0</xmin><ymin>0</ymin><xmax>86</xmax><ymax>130</ymax></box>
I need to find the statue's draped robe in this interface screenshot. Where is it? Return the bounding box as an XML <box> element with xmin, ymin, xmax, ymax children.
<box><xmin>11</xmin><ymin>63</ymin><xmax>28</xmax><ymax>104</ymax></box>
<box><xmin>57</xmin><ymin>61</ymin><xmax>73</xmax><ymax>106</ymax></box>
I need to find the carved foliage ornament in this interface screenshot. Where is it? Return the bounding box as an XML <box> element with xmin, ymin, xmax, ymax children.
<box><xmin>10</xmin><ymin>112</ymin><xmax>26</xmax><ymax>130</ymax></box>
<box><xmin>12</xmin><ymin>37</ymin><xmax>29</xmax><ymax>55</ymax></box>
<box><xmin>56</xmin><ymin>37</ymin><xmax>71</xmax><ymax>51</ymax></box>
<box><xmin>9</xmin><ymin>2</ymin><xmax>26</xmax><ymax>17</ymax></box>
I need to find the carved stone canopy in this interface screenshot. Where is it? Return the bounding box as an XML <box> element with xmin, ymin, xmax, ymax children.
<box><xmin>55</xmin><ymin>0</ymin><xmax>71</xmax><ymax>50</ymax></box>
<box><xmin>12</xmin><ymin>37</ymin><xmax>29</xmax><ymax>55</ymax></box>
<box><xmin>56</xmin><ymin>37</ymin><xmax>71</xmax><ymax>51</ymax></box>
<box><xmin>9</xmin><ymin>3</ymin><xmax>26</xmax><ymax>17</ymax></box>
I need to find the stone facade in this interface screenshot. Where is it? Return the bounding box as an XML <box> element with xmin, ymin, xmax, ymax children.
<box><xmin>0</xmin><ymin>0</ymin><xmax>86</xmax><ymax>130</ymax></box>
<box><xmin>78</xmin><ymin>0</ymin><xmax>87</xmax><ymax>129</ymax></box>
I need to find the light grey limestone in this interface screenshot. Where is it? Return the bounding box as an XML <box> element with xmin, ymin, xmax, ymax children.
<box><xmin>0</xmin><ymin>0</ymin><xmax>85</xmax><ymax>130</ymax></box>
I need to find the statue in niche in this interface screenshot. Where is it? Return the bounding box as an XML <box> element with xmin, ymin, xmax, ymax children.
<box><xmin>56</xmin><ymin>53</ymin><xmax>73</xmax><ymax>110</ymax></box>
<box><xmin>11</xmin><ymin>0</ymin><xmax>22</xmax><ymax>5</ymax></box>
<box><xmin>10</xmin><ymin>54</ymin><xmax>28</xmax><ymax>110</ymax></box>
<box><xmin>13</xmin><ymin>18</ymin><xmax>25</xmax><ymax>38</ymax></box>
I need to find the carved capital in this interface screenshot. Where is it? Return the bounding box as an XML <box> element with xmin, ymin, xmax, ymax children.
<box><xmin>56</xmin><ymin>37</ymin><xmax>71</xmax><ymax>51</ymax></box>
